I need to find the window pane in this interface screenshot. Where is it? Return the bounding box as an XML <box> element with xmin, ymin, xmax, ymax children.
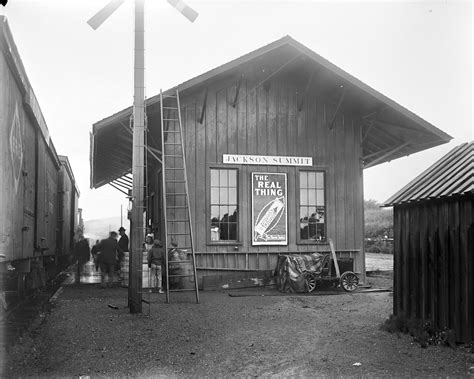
<box><xmin>210</xmin><ymin>169</ymin><xmax>219</xmax><ymax>187</ymax></box>
<box><xmin>316</xmin><ymin>189</ymin><xmax>324</xmax><ymax>206</ymax></box>
<box><xmin>307</xmin><ymin>172</ymin><xmax>316</xmax><ymax>188</ymax></box>
<box><xmin>300</xmin><ymin>206</ymin><xmax>309</xmax><ymax>220</ymax></box>
<box><xmin>308</xmin><ymin>189</ymin><xmax>316</xmax><ymax>205</ymax></box>
<box><xmin>210</xmin><ymin>206</ymin><xmax>220</xmax><ymax>224</ymax></box>
<box><xmin>316</xmin><ymin>207</ymin><xmax>325</xmax><ymax>223</ymax></box>
<box><xmin>219</xmin><ymin>206</ymin><xmax>229</xmax><ymax>222</ymax></box>
<box><xmin>229</xmin><ymin>188</ymin><xmax>237</xmax><ymax>204</ymax></box>
<box><xmin>300</xmin><ymin>189</ymin><xmax>308</xmax><ymax>205</ymax></box>
<box><xmin>220</xmin><ymin>188</ymin><xmax>228</xmax><ymax>204</ymax></box>
<box><xmin>211</xmin><ymin>188</ymin><xmax>219</xmax><ymax>204</ymax></box>
<box><xmin>316</xmin><ymin>172</ymin><xmax>324</xmax><ymax>188</ymax></box>
<box><xmin>228</xmin><ymin>206</ymin><xmax>238</xmax><ymax>222</ymax></box>
<box><xmin>219</xmin><ymin>170</ymin><xmax>228</xmax><ymax>187</ymax></box>
<box><xmin>228</xmin><ymin>170</ymin><xmax>237</xmax><ymax>187</ymax></box>
<box><xmin>228</xmin><ymin>222</ymin><xmax>237</xmax><ymax>240</ymax></box>
<box><xmin>300</xmin><ymin>171</ymin><xmax>308</xmax><ymax>188</ymax></box>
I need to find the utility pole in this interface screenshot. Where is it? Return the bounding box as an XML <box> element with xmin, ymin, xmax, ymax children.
<box><xmin>88</xmin><ymin>0</ymin><xmax>198</xmax><ymax>313</ymax></box>
<box><xmin>129</xmin><ymin>0</ymin><xmax>146</xmax><ymax>312</ymax></box>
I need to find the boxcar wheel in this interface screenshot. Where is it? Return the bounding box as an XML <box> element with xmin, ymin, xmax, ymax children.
<box><xmin>340</xmin><ymin>271</ymin><xmax>358</xmax><ymax>292</ymax></box>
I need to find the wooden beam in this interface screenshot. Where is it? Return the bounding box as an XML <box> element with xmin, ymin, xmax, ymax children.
<box><xmin>373</xmin><ymin>119</ymin><xmax>420</xmax><ymax>133</ymax></box>
<box><xmin>231</xmin><ymin>75</ymin><xmax>243</xmax><ymax>108</ymax></box>
<box><xmin>249</xmin><ymin>53</ymin><xmax>302</xmax><ymax>93</ymax></box>
<box><xmin>361</xmin><ymin>106</ymin><xmax>389</xmax><ymax>119</ymax></box>
<box><xmin>199</xmin><ymin>87</ymin><xmax>208</xmax><ymax>124</ymax></box>
<box><xmin>297</xmin><ymin>67</ymin><xmax>317</xmax><ymax>111</ymax></box>
<box><xmin>361</xmin><ymin>119</ymin><xmax>375</xmax><ymax>143</ymax></box>
<box><xmin>109</xmin><ymin>182</ymin><xmax>129</xmax><ymax>196</ymax></box>
<box><xmin>364</xmin><ymin>140</ymin><xmax>411</xmax><ymax>169</ymax></box>
<box><xmin>327</xmin><ymin>86</ymin><xmax>346</xmax><ymax>130</ymax></box>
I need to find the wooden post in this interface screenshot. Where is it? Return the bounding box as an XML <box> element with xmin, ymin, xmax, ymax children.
<box><xmin>129</xmin><ymin>0</ymin><xmax>145</xmax><ymax>313</ymax></box>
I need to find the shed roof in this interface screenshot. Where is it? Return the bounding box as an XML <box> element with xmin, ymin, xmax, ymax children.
<box><xmin>384</xmin><ymin>141</ymin><xmax>474</xmax><ymax>206</ymax></box>
<box><xmin>90</xmin><ymin>35</ymin><xmax>452</xmax><ymax>189</ymax></box>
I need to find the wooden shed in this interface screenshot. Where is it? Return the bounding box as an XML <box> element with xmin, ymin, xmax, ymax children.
<box><xmin>90</xmin><ymin>36</ymin><xmax>451</xmax><ymax>285</ymax></box>
<box><xmin>384</xmin><ymin>141</ymin><xmax>474</xmax><ymax>343</ymax></box>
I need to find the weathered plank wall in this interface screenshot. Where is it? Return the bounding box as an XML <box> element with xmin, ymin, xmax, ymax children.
<box><xmin>393</xmin><ymin>196</ymin><xmax>474</xmax><ymax>343</ymax></box>
<box><xmin>149</xmin><ymin>72</ymin><xmax>365</xmax><ymax>277</ymax></box>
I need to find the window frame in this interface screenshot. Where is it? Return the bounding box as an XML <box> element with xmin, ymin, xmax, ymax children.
<box><xmin>296</xmin><ymin>167</ymin><xmax>327</xmax><ymax>245</ymax></box>
<box><xmin>206</xmin><ymin>165</ymin><xmax>241</xmax><ymax>246</ymax></box>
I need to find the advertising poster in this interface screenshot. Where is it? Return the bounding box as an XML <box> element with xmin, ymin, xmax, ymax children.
<box><xmin>252</xmin><ymin>172</ymin><xmax>287</xmax><ymax>245</ymax></box>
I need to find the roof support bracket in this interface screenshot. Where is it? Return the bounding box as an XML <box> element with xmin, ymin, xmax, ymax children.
<box><xmin>364</xmin><ymin>140</ymin><xmax>411</xmax><ymax>169</ymax></box>
<box><xmin>297</xmin><ymin>67</ymin><xmax>317</xmax><ymax>112</ymax></box>
<box><xmin>327</xmin><ymin>86</ymin><xmax>346</xmax><ymax>130</ymax></box>
<box><xmin>199</xmin><ymin>87</ymin><xmax>208</xmax><ymax>124</ymax></box>
<box><xmin>231</xmin><ymin>75</ymin><xmax>243</xmax><ymax>108</ymax></box>
<box><xmin>109</xmin><ymin>182</ymin><xmax>130</xmax><ymax>196</ymax></box>
<box><xmin>250</xmin><ymin>53</ymin><xmax>302</xmax><ymax>93</ymax></box>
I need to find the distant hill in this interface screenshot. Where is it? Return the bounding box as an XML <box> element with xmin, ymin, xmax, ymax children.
<box><xmin>83</xmin><ymin>216</ymin><xmax>127</xmax><ymax>241</ymax></box>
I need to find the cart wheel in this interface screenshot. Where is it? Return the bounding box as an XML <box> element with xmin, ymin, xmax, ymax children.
<box><xmin>304</xmin><ymin>273</ymin><xmax>317</xmax><ymax>293</ymax></box>
<box><xmin>340</xmin><ymin>271</ymin><xmax>358</xmax><ymax>292</ymax></box>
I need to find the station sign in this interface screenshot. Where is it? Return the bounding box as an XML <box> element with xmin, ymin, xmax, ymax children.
<box><xmin>251</xmin><ymin>172</ymin><xmax>287</xmax><ymax>246</ymax></box>
<box><xmin>223</xmin><ymin>154</ymin><xmax>312</xmax><ymax>166</ymax></box>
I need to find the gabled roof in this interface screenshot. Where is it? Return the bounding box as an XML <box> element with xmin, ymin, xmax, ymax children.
<box><xmin>384</xmin><ymin>141</ymin><xmax>474</xmax><ymax>206</ymax></box>
<box><xmin>90</xmin><ymin>35</ymin><xmax>452</xmax><ymax>189</ymax></box>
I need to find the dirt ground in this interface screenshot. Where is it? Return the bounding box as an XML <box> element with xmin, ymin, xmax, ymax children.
<box><xmin>3</xmin><ymin>272</ymin><xmax>474</xmax><ymax>378</ymax></box>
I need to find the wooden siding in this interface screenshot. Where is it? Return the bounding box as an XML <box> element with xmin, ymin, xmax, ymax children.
<box><xmin>150</xmin><ymin>72</ymin><xmax>365</xmax><ymax>277</ymax></box>
<box><xmin>393</xmin><ymin>196</ymin><xmax>474</xmax><ymax>343</ymax></box>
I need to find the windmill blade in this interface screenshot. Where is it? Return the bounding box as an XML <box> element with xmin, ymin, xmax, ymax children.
<box><xmin>87</xmin><ymin>0</ymin><xmax>126</xmax><ymax>30</ymax></box>
<box><xmin>167</xmin><ymin>0</ymin><xmax>198</xmax><ymax>23</ymax></box>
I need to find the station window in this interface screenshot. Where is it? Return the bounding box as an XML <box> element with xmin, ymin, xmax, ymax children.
<box><xmin>210</xmin><ymin>168</ymin><xmax>238</xmax><ymax>242</ymax></box>
<box><xmin>299</xmin><ymin>171</ymin><xmax>325</xmax><ymax>241</ymax></box>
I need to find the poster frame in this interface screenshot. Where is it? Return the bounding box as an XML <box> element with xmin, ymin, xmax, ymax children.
<box><xmin>251</xmin><ymin>171</ymin><xmax>288</xmax><ymax>246</ymax></box>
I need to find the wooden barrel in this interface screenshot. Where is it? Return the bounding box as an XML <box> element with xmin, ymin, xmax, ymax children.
<box><xmin>121</xmin><ymin>252</ymin><xmax>129</xmax><ymax>287</ymax></box>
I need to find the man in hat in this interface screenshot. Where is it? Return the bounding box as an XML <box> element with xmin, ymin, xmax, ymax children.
<box><xmin>97</xmin><ymin>231</ymin><xmax>119</xmax><ymax>287</ymax></box>
<box><xmin>117</xmin><ymin>226</ymin><xmax>129</xmax><ymax>270</ymax></box>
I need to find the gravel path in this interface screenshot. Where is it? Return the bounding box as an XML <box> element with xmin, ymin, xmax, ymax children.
<box><xmin>3</xmin><ymin>273</ymin><xmax>473</xmax><ymax>378</ymax></box>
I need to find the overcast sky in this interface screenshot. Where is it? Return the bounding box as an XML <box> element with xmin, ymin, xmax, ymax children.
<box><xmin>2</xmin><ymin>0</ymin><xmax>472</xmax><ymax>221</ymax></box>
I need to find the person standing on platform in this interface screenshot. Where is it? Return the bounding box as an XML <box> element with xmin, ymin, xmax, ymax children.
<box><xmin>117</xmin><ymin>226</ymin><xmax>129</xmax><ymax>271</ymax></box>
<box><xmin>147</xmin><ymin>239</ymin><xmax>164</xmax><ymax>293</ymax></box>
<box><xmin>98</xmin><ymin>231</ymin><xmax>119</xmax><ymax>288</ymax></box>
<box><xmin>74</xmin><ymin>233</ymin><xmax>90</xmax><ymax>284</ymax></box>
<box><xmin>91</xmin><ymin>239</ymin><xmax>101</xmax><ymax>271</ymax></box>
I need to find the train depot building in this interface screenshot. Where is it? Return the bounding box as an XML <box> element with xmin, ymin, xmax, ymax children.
<box><xmin>90</xmin><ymin>36</ymin><xmax>451</xmax><ymax>285</ymax></box>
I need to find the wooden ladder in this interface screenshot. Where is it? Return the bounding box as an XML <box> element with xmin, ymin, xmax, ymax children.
<box><xmin>159</xmin><ymin>89</ymin><xmax>199</xmax><ymax>304</ymax></box>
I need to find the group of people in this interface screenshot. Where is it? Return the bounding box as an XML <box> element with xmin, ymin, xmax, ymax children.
<box><xmin>74</xmin><ymin>226</ymin><xmax>165</xmax><ymax>292</ymax></box>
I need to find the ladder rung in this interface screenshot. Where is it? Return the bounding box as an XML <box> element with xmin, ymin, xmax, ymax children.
<box><xmin>164</xmin><ymin>144</ymin><xmax>182</xmax><ymax>147</ymax></box>
<box><xmin>167</xmin><ymin>206</ymin><xmax>188</xmax><ymax>209</ymax></box>
<box><xmin>168</xmin><ymin>274</ymin><xmax>195</xmax><ymax>278</ymax></box>
<box><xmin>163</xmin><ymin>118</ymin><xmax>179</xmax><ymax>121</ymax></box>
<box><xmin>162</xmin><ymin>106</ymin><xmax>178</xmax><ymax>110</ymax></box>
<box><xmin>168</xmin><ymin>232</ymin><xmax>190</xmax><ymax>236</ymax></box>
<box><xmin>168</xmin><ymin>260</ymin><xmax>193</xmax><ymax>264</ymax></box>
<box><xmin>167</xmin><ymin>219</ymin><xmax>190</xmax><ymax>222</ymax></box>
<box><xmin>169</xmin><ymin>288</ymin><xmax>197</xmax><ymax>293</ymax></box>
<box><xmin>166</xmin><ymin>180</ymin><xmax>186</xmax><ymax>183</ymax></box>
<box><xmin>162</xmin><ymin>94</ymin><xmax>176</xmax><ymax>98</ymax></box>
<box><xmin>165</xmin><ymin>168</ymin><xmax>184</xmax><ymax>170</ymax></box>
<box><xmin>166</xmin><ymin>193</ymin><xmax>187</xmax><ymax>196</ymax></box>
<box><xmin>164</xmin><ymin>130</ymin><xmax>180</xmax><ymax>133</ymax></box>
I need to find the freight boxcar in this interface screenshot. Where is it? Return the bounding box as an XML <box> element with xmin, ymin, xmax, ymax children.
<box><xmin>0</xmin><ymin>16</ymin><xmax>79</xmax><ymax>298</ymax></box>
